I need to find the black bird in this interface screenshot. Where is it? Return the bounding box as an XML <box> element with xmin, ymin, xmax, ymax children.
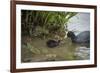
<box><xmin>46</xmin><ymin>40</ymin><xmax>60</xmax><ymax>48</ymax></box>
<box><xmin>67</xmin><ymin>31</ymin><xmax>90</xmax><ymax>43</ymax></box>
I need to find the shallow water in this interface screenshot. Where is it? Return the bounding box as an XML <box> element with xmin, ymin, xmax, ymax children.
<box><xmin>21</xmin><ymin>36</ymin><xmax>90</xmax><ymax>63</ymax></box>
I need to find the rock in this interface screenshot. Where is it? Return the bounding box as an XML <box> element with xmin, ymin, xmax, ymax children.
<box><xmin>46</xmin><ymin>40</ymin><xmax>60</xmax><ymax>48</ymax></box>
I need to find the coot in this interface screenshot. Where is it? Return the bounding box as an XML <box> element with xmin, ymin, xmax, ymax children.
<box><xmin>46</xmin><ymin>40</ymin><xmax>60</xmax><ymax>48</ymax></box>
<box><xmin>67</xmin><ymin>31</ymin><xmax>90</xmax><ymax>43</ymax></box>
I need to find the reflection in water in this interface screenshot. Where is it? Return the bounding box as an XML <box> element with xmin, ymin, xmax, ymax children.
<box><xmin>75</xmin><ymin>47</ymin><xmax>90</xmax><ymax>60</ymax></box>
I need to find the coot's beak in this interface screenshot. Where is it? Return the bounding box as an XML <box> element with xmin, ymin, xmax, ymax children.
<box><xmin>64</xmin><ymin>31</ymin><xmax>68</xmax><ymax>39</ymax></box>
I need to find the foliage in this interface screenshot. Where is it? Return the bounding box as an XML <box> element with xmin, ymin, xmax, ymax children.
<box><xmin>21</xmin><ymin>10</ymin><xmax>77</xmax><ymax>39</ymax></box>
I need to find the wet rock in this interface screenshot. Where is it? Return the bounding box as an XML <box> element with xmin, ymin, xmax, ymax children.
<box><xmin>46</xmin><ymin>40</ymin><xmax>60</xmax><ymax>48</ymax></box>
